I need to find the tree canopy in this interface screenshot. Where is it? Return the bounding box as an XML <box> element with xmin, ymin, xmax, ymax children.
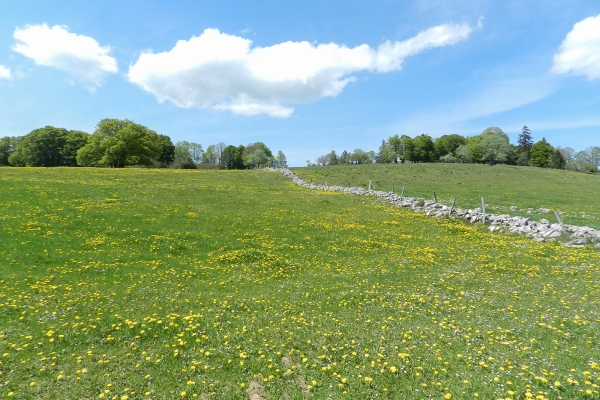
<box><xmin>76</xmin><ymin>119</ymin><xmax>160</xmax><ymax>168</ymax></box>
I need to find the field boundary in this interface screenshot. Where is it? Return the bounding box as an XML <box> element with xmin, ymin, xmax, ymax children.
<box><xmin>266</xmin><ymin>167</ymin><xmax>600</xmax><ymax>248</ymax></box>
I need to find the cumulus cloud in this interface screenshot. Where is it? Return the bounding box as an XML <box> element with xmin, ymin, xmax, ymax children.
<box><xmin>552</xmin><ymin>14</ymin><xmax>600</xmax><ymax>79</ymax></box>
<box><xmin>0</xmin><ymin>65</ymin><xmax>10</xmax><ymax>79</ymax></box>
<box><xmin>128</xmin><ymin>24</ymin><xmax>473</xmax><ymax>117</ymax></box>
<box><xmin>12</xmin><ymin>23</ymin><xmax>118</xmax><ymax>87</ymax></box>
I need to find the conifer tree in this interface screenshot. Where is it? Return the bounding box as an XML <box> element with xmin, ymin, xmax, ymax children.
<box><xmin>517</xmin><ymin>125</ymin><xmax>533</xmax><ymax>165</ymax></box>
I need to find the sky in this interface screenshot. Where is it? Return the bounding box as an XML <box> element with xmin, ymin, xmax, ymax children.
<box><xmin>0</xmin><ymin>0</ymin><xmax>599</xmax><ymax>166</ymax></box>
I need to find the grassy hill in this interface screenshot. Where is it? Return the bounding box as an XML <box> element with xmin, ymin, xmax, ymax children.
<box><xmin>0</xmin><ymin>167</ymin><xmax>599</xmax><ymax>399</ymax></box>
<box><xmin>294</xmin><ymin>163</ymin><xmax>600</xmax><ymax>229</ymax></box>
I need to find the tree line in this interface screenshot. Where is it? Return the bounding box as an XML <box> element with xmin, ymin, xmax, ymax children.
<box><xmin>0</xmin><ymin>119</ymin><xmax>287</xmax><ymax>169</ymax></box>
<box><xmin>313</xmin><ymin>126</ymin><xmax>600</xmax><ymax>173</ymax></box>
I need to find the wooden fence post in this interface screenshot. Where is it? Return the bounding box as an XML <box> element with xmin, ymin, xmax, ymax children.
<box><xmin>555</xmin><ymin>211</ymin><xmax>564</xmax><ymax>228</ymax></box>
<box><xmin>433</xmin><ymin>192</ymin><xmax>437</xmax><ymax>204</ymax></box>
<box><xmin>481</xmin><ymin>197</ymin><xmax>486</xmax><ymax>224</ymax></box>
<box><xmin>449</xmin><ymin>198</ymin><xmax>456</xmax><ymax>216</ymax></box>
<box><xmin>347</xmin><ymin>180</ymin><xmax>350</xmax><ymax>188</ymax></box>
<box><xmin>400</xmin><ymin>186</ymin><xmax>405</xmax><ymax>200</ymax></box>
<box><xmin>392</xmin><ymin>185</ymin><xmax>394</xmax><ymax>194</ymax></box>
<box><xmin>368</xmin><ymin>180</ymin><xmax>371</xmax><ymax>191</ymax></box>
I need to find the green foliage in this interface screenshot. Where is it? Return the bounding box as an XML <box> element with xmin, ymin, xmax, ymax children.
<box><xmin>173</xmin><ymin>141</ymin><xmax>197</xmax><ymax>169</ymax></box>
<box><xmin>76</xmin><ymin>119</ymin><xmax>160</xmax><ymax>168</ymax></box>
<box><xmin>434</xmin><ymin>134</ymin><xmax>467</xmax><ymax>159</ymax></box>
<box><xmin>0</xmin><ymin>136</ymin><xmax>20</xmax><ymax>166</ymax></box>
<box><xmin>454</xmin><ymin>144</ymin><xmax>473</xmax><ymax>163</ymax></box>
<box><xmin>529</xmin><ymin>139</ymin><xmax>554</xmax><ymax>168</ymax></box>
<box><xmin>8</xmin><ymin>126</ymin><xmax>89</xmax><ymax>167</ymax></box>
<box><xmin>243</xmin><ymin>142</ymin><xmax>273</xmax><ymax>168</ymax></box>
<box><xmin>221</xmin><ymin>145</ymin><xmax>246</xmax><ymax>169</ymax></box>
<box><xmin>411</xmin><ymin>134</ymin><xmax>435</xmax><ymax>162</ymax></box>
<box><xmin>517</xmin><ymin>125</ymin><xmax>533</xmax><ymax>165</ymax></box>
<box><xmin>275</xmin><ymin>150</ymin><xmax>288</xmax><ymax>168</ymax></box>
<box><xmin>155</xmin><ymin>134</ymin><xmax>175</xmax><ymax>167</ymax></box>
<box><xmin>549</xmin><ymin>148</ymin><xmax>566</xmax><ymax>169</ymax></box>
<box><xmin>477</xmin><ymin>133</ymin><xmax>515</xmax><ymax>165</ymax></box>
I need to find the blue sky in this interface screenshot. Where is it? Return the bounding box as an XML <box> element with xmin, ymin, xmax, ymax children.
<box><xmin>0</xmin><ymin>0</ymin><xmax>599</xmax><ymax>166</ymax></box>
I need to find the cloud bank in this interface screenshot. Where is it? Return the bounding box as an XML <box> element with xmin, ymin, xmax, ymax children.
<box><xmin>0</xmin><ymin>65</ymin><xmax>10</xmax><ymax>79</ymax></box>
<box><xmin>128</xmin><ymin>24</ymin><xmax>473</xmax><ymax>117</ymax></box>
<box><xmin>12</xmin><ymin>24</ymin><xmax>118</xmax><ymax>87</ymax></box>
<box><xmin>552</xmin><ymin>14</ymin><xmax>600</xmax><ymax>79</ymax></box>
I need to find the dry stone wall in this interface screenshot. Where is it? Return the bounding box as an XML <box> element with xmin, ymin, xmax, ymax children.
<box><xmin>266</xmin><ymin>168</ymin><xmax>600</xmax><ymax>249</ymax></box>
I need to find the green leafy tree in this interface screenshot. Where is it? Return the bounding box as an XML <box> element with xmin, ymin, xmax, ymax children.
<box><xmin>189</xmin><ymin>143</ymin><xmax>204</xmax><ymax>165</ymax></box>
<box><xmin>455</xmin><ymin>144</ymin><xmax>473</xmax><ymax>163</ymax></box>
<box><xmin>477</xmin><ymin>133</ymin><xmax>514</xmax><ymax>165</ymax></box>
<box><xmin>173</xmin><ymin>141</ymin><xmax>196</xmax><ymax>169</ymax></box>
<box><xmin>433</xmin><ymin>134</ymin><xmax>467</xmax><ymax>159</ymax></box>
<box><xmin>412</xmin><ymin>134</ymin><xmax>435</xmax><ymax>162</ymax></box>
<box><xmin>202</xmin><ymin>145</ymin><xmax>218</xmax><ymax>165</ymax></box>
<box><xmin>549</xmin><ymin>149</ymin><xmax>566</xmax><ymax>169</ymax></box>
<box><xmin>76</xmin><ymin>119</ymin><xmax>159</xmax><ymax>167</ymax></box>
<box><xmin>242</xmin><ymin>142</ymin><xmax>273</xmax><ymax>169</ymax></box>
<box><xmin>0</xmin><ymin>136</ymin><xmax>21</xmax><ymax>166</ymax></box>
<box><xmin>221</xmin><ymin>145</ymin><xmax>246</xmax><ymax>170</ymax></box>
<box><xmin>339</xmin><ymin>150</ymin><xmax>349</xmax><ymax>165</ymax></box>
<box><xmin>327</xmin><ymin>150</ymin><xmax>338</xmax><ymax>166</ymax></box>
<box><xmin>528</xmin><ymin>138</ymin><xmax>554</xmax><ymax>167</ymax></box>
<box><xmin>9</xmin><ymin>126</ymin><xmax>88</xmax><ymax>167</ymax></box>
<box><xmin>275</xmin><ymin>150</ymin><xmax>287</xmax><ymax>168</ymax></box>
<box><xmin>155</xmin><ymin>134</ymin><xmax>175</xmax><ymax>167</ymax></box>
<box><xmin>62</xmin><ymin>131</ymin><xmax>90</xmax><ymax>166</ymax></box>
<box><xmin>399</xmin><ymin>135</ymin><xmax>414</xmax><ymax>162</ymax></box>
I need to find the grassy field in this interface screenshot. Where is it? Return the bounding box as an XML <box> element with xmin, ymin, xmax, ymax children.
<box><xmin>0</xmin><ymin>167</ymin><xmax>599</xmax><ymax>399</ymax></box>
<box><xmin>294</xmin><ymin>164</ymin><xmax>600</xmax><ymax>229</ymax></box>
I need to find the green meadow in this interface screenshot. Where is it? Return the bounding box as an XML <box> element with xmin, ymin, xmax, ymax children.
<box><xmin>295</xmin><ymin>163</ymin><xmax>600</xmax><ymax>229</ymax></box>
<box><xmin>0</xmin><ymin>167</ymin><xmax>599</xmax><ymax>399</ymax></box>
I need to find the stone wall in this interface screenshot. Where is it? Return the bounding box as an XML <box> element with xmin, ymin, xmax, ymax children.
<box><xmin>266</xmin><ymin>168</ymin><xmax>600</xmax><ymax>249</ymax></box>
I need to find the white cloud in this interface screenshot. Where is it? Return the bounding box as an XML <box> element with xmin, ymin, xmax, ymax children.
<box><xmin>12</xmin><ymin>23</ymin><xmax>118</xmax><ymax>87</ymax></box>
<box><xmin>0</xmin><ymin>65</ymin><xmax>10</xmax><ymax>79</ymax></box>
<box><xmin>128</xmin><ymin>24</ymin><xmax>473</xmax><ymax>118</ymax></box>
<box><xmin>551</xmin><ymin>14</ymin><xmax>600</xmax><ymax>79</ymax></box>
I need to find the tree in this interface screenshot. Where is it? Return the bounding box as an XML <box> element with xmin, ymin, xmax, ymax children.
<box><xmin>399</xmin><ymin>135</ymin><xmax>414</xmax><ymax>162</ymax></box>
<box><xmin>339</xmin><ymin>150</ymin><xmax>349</xmax><ymax>164</ymax></box>
<box><xmin>528</xmin><ymin>138</ymin><xmax>554</xmax><ymax>167</ymax></box>
<box><xmin>516</xmin><ymin>125</ymin><xmax>533</xmax><ymax>165</ymax></box>
<box><xmin>76</xmin><ymin>119</ymin><xmax>159</xmax><ymax>168</ymax></box>
<box><xmin>8</xmin><ymin>126</ymin><xmax>89</xmax><ymax>167</ymax></box>
<box><xmin>243</xmin><ymin>142</ymin><xmax>273</xmax><ymax>168</ymax></box>
<box><xmin>480</xmin><ymin>127</ymin><xmax>509</xmax><ymax>141</ymax></box>
<box><xmin>316</xmin><ymin>154</ymin><xmax>328</xmax><ymax>166</ymax></box>
<box><xmin>549</xmin><ymin>149</ymin><xmax>566</xmax><ymax>169</ymax></box>
<box><xmin>433</xmin><ymin>134</ymin><xmax>467</xmax><ymax>159</ymax></box>
<box><xmin>221</xmin><ymin>145</ymin><xmax>245</xmax><ymax>169</ymax></box>
<box><xmin>189</xmin><ymin>143</ymin><xmax>204</xmax><ymax>165</ymax></box>
<box><xmin>455</xmin><ymin>145</ymin><xmax>473</xmax><ymax>163</ymax></box>
<box><xmin>556</xmin><ymin>146</ymin><xmax>575</xmax><ymax>162</ymax></box>
<box><xmin>62</xmin><ymin>131</ymin><xmax>89</xmax><ymax>166</ymax></box>
<box><xmin>412</xmin><ymin>134</ymin><xmax>435</xmax><ymax>162</ymax></box>
<box><xmin>155</xmin><ymin>134</ymin><xmax>175</xmax><ymax>167</ymax></box>
<box><xmin>173</xmin><ymin>141</ymin><xmax>196</xmax><ymax>169</ymax></box>
<box><xmin>274</xmin><ymin>150</ymin><xmax>287</xmax><ymax>168</ymax></box>
<box><xmin>202</xmin><ymin>145</ymin><xmax>218</xmax><ymax>165</ymax></box>
<box><xmin>477</xmin><ymin>133</ymin><xmax>514</xmax><ymax>165</ymax></box>
<box><xmin>0</xmin><ymin>136</ymin><xmax>21</xmax><ymax>166</ymax></box>
<box><xmin>349</xmin><ymin>149</ymin><xmax>372</xmax><ymax>164</ymax></box>
<box><xmin>327</xmin><ymin>150</ymin><xmax>338</xmax><ymax>166</ymax></box>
